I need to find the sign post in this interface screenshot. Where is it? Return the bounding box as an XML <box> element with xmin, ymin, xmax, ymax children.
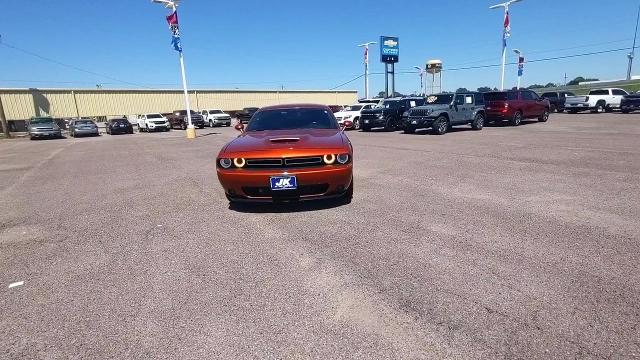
<box><xmin>380</xmin><ymin>36</ymin><xmax>399</xmax><ymax>98</ymax></box>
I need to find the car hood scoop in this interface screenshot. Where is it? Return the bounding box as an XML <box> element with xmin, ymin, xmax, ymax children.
<box><xmin>269</xmin><ymin>137</ymin><xmax>300</xmax><ymax>143</ymax></box>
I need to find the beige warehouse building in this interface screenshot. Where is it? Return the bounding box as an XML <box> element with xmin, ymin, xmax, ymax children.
<box><xmin>0</xmin><ymin>88</ymin><xmax>358</xmax><ymax>124</ymax></box>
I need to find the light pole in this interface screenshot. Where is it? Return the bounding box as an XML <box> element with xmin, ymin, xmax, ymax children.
<box><xmin>357</xmin><ymin>41</ymin><xmax>376</xmax><ymax>99</ymax></box>
<box><xmin>513</xmin><ymin>49</ymin><xmax>523</xmax><ymax>89</ymax></box>
<box><xmin>413</xmin><ymin>66</ymin><xmax>425</xmax><ymax>96</ymax></box>
<box><xmin>152</xmin><ymin>0</ymin><xmax>195</xmax><ymax>139</ymax></box>
<box><xmin>627</xmin><ymin>4</ymin><xmax>640</xmax><ymax>80</ymax></box>
<box><xmin>490</xmin><ymin>0</ymin><xmax>523</xmax><ymax>90</ymax></box>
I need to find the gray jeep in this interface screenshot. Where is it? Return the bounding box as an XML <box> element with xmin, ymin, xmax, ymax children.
<box><xmin>403</xmin><ymin>93</ymin><xmax>486</xmax><ymax>135</ymax></box>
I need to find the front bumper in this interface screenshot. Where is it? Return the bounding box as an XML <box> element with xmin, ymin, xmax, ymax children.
<box><xmin>148</xmin><ymin>123</ymin><xmax>170</xmax><ymax>130</ymax></box>
<box><xmin>621</xmin><ymin>103</ymin><xmax>640</xmax><ymax>111</ymax></box>
<box><xmin>218</xmin><ymin>164</ymin><xmax>353</xmax><ymax>202</ymax></box>
<box><xmin>30</xmin><ymin>130</ymin><xmax>62</xmax><ymax>138</ymax></box>
<box><xmin>361</xmin><ymin>116</ymin><xmax>385</xmax><ymax>128</ymax></box>
<box><xmin>211</xmin><ymin>118</ymin><xmax>232</xmax><ymax>125</ymax></box>
<box><xmin>404</xmin><ymin>117</ymin><xmax>435</xmax><ymax>129</ymax></box>
<box><xmin>73</xmin><ymin>128</ymin><xmax>99</xmax><ymax>136</ymax></box>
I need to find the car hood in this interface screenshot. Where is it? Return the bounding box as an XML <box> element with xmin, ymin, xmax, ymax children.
<box><xmin>223</xmin><ymin>129</ymin><xmax>346</xmax><ymax>154</ymax></box>
<box><xmin>361</xmin><ymin>108</ymin><xmax>385</xmax><ymax>115</ymax></box>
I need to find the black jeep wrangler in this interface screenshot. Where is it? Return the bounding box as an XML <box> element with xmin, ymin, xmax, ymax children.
<box><xmin>359</xmin><ymin>97</ymin><xmax>425</xmax><ymax>132</ymax></box>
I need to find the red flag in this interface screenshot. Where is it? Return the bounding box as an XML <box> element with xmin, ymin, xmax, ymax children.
<box><xmin>504</xmin><ymin>10</ymin><xmax>511</xmax><ymax>37</ymax></box>
<box><xmin>166</xmin><ymin>11</ymin><xmax>179</xmax><ymax>26</ymax></box>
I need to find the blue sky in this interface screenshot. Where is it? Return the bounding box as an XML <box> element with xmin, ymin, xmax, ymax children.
<box><xmin>1</xmin><ymin>0</ymin><xmax>639</xmax><ymax>96</ymax></box>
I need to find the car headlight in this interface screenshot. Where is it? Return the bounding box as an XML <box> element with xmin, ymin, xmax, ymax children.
<box><xmin>336</xmin><ymin>154</ymin><xmax>350</xmax><ymax>164</ymax></box>
<box><xmin>233</xmin><ymin>158</ymin><xmax>246</xmax><ymax>168</ymax></box>
<box><xmin>377</xmin><ymin>114</ymin><xmax>384</xmax><ymax>119</ymax></box>
<box><xmin>219</xmin><ymin>158</ymin><xmax>232</xmax><ymax>169</ymax></box>
<box><xmin>344</xmin><ymin>115</ymin><xmax>352</xmax><ymax>119</ymax></box>
<box><xmin>323</xmin><ymin>154</ymin><xmax>336</xmax><ymax>165</ymax></box>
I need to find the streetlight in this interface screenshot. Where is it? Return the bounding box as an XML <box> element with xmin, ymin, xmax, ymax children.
<box><xmin>152</xmin><ymin>0</ymin><xmax>195</xmax><ymax>139</ymax></box>
<box><xmin>627</xmin><ymin>4</ymin><xmax>640</xmax><ymax>80</ymax></box>
<box><xmin>413</xmin><ymin>66</ymin><xmax>425</xmax><ymax>96</ymax></box>
<box><xmin>513</xmin><ymin>49</ymin><xmax>523</xmax><ymax>89</ymax></box>
<box><xmin>490</xmin><ymin>0</ymin><xmax>523</xmax><ymax>90</ymax></box>
<box><xmin>357</xmin><ymin>41</ymin><xmax>376</xmax><ymax>99</ymax></box>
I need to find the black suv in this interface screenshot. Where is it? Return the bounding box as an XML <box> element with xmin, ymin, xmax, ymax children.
<box><xmin>236</xmin><ymin>107</ymin><xmax>259</xmax><ymax>124</ymax></box>
<box><xmin>359</xmin><ymin>97</ymin><xmax>425</xmax><ymax>131</ymax></box>
<box><xmin>404</xmin><ymin>93</ymin><xmax>486</xmax><ymax>135</ymax></box>
<box><xmin>540</xmin><ymin>91</ymin><xmax>575</xmax><ymax>113</ymax></box>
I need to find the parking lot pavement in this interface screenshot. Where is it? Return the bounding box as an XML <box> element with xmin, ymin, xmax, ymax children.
<box><xmin>1</xmin><ymin>113</ymin><xmax>639</xmax><ymax>358</ymax></box>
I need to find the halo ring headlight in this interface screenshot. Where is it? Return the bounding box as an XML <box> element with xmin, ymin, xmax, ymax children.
<box><xmin>233</xmin><ymin>158</ymin><xmax>246</xmax><ymax>168</ymax></box>
<box><xmin>219</xmin><ymin>158</ymin><xmax>232</xmax><ymax>169</ymax></box>
<box><xmin>323</xmin><ymin>154</ymin><xmax>336</xmax><ymax>165</ymax></box>
<box><xmin>337</xmin><ymin>154</ymin><xmax>350</xmax><ymax>164</ymax></box>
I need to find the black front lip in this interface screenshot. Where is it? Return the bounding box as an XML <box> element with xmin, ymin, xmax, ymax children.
<box><xmin>404</xmin><ymin>117</ymin><xmax>435</xmax><ymax>128</ymax></box>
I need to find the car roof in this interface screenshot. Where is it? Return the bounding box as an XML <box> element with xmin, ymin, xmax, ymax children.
<box><xmin>259</xmin><ymin>103</ymin><xmax>330</xmax><ymax>111</ymax></box>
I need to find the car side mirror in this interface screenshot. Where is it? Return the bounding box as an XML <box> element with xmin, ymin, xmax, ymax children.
<box><xmin>234</xmin><ymin>123</ymin><xmax>245</xmax><ymax>133</ymax></box>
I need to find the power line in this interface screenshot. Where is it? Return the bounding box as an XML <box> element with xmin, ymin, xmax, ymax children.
<box><xmin>329</xmin><ymin>74</ymin><xmax>364</xmax><ymax>90</ymax></box>
<box><xmin>0</xmin><ymin>40</ymin><xmax>153</xmax><ymax>89</ymax></box>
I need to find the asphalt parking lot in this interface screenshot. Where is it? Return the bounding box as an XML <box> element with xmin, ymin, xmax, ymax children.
<box><xmin>1</xmin><ymin>113</ymin><xmax>639</xmax><ymax>358</ymax></box>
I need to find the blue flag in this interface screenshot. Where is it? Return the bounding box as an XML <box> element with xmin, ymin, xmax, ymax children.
<box><xmin>171</xmin><ymin>35</ymin><xmax>182</xmax><ymax>52</ymax></box>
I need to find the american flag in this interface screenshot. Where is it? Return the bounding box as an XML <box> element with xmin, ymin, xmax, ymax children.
<box><xmin>504</xmin><ymin>11</ymin><xmax>511</xmax><ymax>38</ymax></box>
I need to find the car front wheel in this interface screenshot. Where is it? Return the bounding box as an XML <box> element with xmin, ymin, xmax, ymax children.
<box><xmin>471</xmin><ymin>113</ymin><xmax>485</xmax><ymax>130</ymax></box>
<box><xmin>431</xmin><ymin>115</ymin><xmax>448</xmax><ymax>135</ymax></box>
<box><xmin>538</xmin><ymin>109</ymin><xmax>550</xmax><ymax>122</ymax></box>
<box><xmin>353</xmin><ymin>118</ymin><xmax>361</xmax><ymax>130</ymax></box>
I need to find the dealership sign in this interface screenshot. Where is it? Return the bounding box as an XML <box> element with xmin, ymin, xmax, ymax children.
<box><xmin>380</xmin><ymin>36</ymin><xmax>399</xmax><ymax>63</ymax></box>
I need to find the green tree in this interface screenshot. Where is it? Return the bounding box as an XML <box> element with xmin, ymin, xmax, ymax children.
<box><xmin>456</xmin><ymin>87</ymin><xmax>469</xmax><ymax>93</ymax></box>
<box><xmin>545</xmin><ymin>82</ymin><xmax>556</xmax><ymax>88</ymax></box>
<box><xmin>567</xmin><ymin>76</ymin><xmax>599</xmax><ymax>86</ymax></box>
<box><xmin>477</xmin><ymin>86</ymin><xmax>493</xmax><ymax>93</ymax></box>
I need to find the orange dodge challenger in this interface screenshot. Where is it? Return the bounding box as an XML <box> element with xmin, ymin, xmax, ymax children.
<box><xmin>216</xmin><ymin>104</ymin><xmax>354</xmax><ymax>203</ymax></box>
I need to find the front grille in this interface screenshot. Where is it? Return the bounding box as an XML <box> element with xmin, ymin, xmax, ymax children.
<box><xmin>242</xmin><ymin>184</ymin><xmax>329</xmax><ymax>198</ymax></box>
<box><xmin>361</xmin><ymin>113</ymin><xmax>378</xmax><ymax>119</ymax></box>
<box><xmin>153</xmin><ymin>121</ymin><xmax>166</xmax><ymax>124</ymax></box>
<box><xmin>244</xmin><ymin>156</ymin><xmax>324</xmax><ymax>169</ymax></box>
<box><xmin>246</xmin><ymin>159</ymin><xmax>283</xmax><ymax>167</ymax></box>
<box><xmin>285</xmin><ymin>157</ymin><xmax>323</xmax><ymax>167</ymax></box>
<box><xmin>409</xmin><ymin>109</ymin><xmax>430</xmax><ymax>117</ymax></box>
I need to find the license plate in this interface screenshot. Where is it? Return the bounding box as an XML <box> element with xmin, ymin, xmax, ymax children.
<box><xmin>270</xmin><ymin>176</ymin><xmax>297</xmax><ymax>191</ymax></box>
<box><xmin>364</xmin><ymin>120</ymin><xmax>369</xmax><ymax>124</ymax></box>
<box><xmin>119</xmin><ymin>124</ymin><xmax>126</xmax><ymax>127</ymax></box>
<box><xmin>411</xmin><ymin>120</ymin><xmax>417</xmax><ymax>124</ymax></box>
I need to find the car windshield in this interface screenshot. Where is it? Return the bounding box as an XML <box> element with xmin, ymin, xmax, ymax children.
<box><xmin>113</xmin><ymin>119</ymin><xmax>129</xmax><ymax>124</ymax></box>
<box><xmin>246</xmin><ymin>108</ymin><xmax>337</xmax><ymax>132</ymax></box>
<box><xmin>147</xmin><ymin>114</ymin><xmax>163</xmax><ymax>119</ymax></box>
<box><xmin>378</xmin><ymin>100</ymin><xmax>400</xmax><ymax>109</ymax></box>
<box><xmin>425</xmin><ymin>94</ymin><xmax>454</xmax><ymax>105</ymax></box>
<box><xmin>210</xmin><ymin>110</ymin><xmax>223</xmax><ymax>114</ymax></box>
<box><xmin>484</xmin><ymin>92</ymin><xmax>508</xmax><ymax>101</ymax></box>
<box><xmin>245</xmin><ymin>108</ymin><xmax>259</xmax><ymax>112</ymax></box>
<box><xmin>344</xmin><ymin>105</ymin><xmax>363</xmax><ymax>111</ymax></box>
<box><xmin>30</xmin><ymin>118</ymin><xmax>54</xmax><ymax>125</ymax></box>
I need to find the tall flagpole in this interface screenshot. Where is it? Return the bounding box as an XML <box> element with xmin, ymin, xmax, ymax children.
<box><xmin>490</xmin><ymin>0</ymin><xmax>523</xmax><ymax>91</ymax></box>
<box><xmin>154</xmin><ymin>0</ymin><xmax>195</xmax><ymax>139</ymax></box>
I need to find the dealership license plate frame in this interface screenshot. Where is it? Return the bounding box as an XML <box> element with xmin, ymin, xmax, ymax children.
<box><xmin>270</xmin><ymin>175</ymin><xmax>298</xmax><ymax>191</ymax></box>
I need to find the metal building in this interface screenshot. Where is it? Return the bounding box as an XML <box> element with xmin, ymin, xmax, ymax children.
<box><xmin>0</xmin><ymin>88</ymin><xmax>358</xmax><ymax>121</ymax></box>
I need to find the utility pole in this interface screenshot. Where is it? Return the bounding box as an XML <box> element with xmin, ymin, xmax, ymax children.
<box><xmin>564</xmin><ymin>73</ymin><xmax>567</xmax><ymax>87</ymax></box>
<box><xmin>152</xmin><ymin>0</ymin><xmax>195</xmax><ymax>139</ymax></box>
<box><xmin>627</xmin><ymin>3</ymin><xmax>640</xmax><ymax>80</ymax></box>
<box><xmin>490</xmin><ymin>0</ymin><xmax>523</xmax><ymax>90</ymax></box>
<box><xmin>357</xmin><ymin>41</ymin><xmax>376</xmax><ymax>99</ymax></box>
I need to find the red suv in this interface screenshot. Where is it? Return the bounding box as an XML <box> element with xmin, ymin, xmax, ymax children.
<box><xmin>484</xmin><ymin>90</ymin><xmax>550</xmax><ymax>126</ymax></box>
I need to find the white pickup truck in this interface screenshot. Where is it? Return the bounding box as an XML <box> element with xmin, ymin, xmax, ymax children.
<box><xmin>564</xmin><ymin>88</ymin><xmax>629</xmax><ymax>113</ymax></box>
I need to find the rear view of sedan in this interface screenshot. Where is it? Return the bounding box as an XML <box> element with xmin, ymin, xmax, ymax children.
<box><xmin>69</xmin><ymin>119</ymin><xmax>99</xmax><ymax>137</ymax></box>
<box><xmin>106</xmin><ymin>118</ymin><xmax>134</xmax><ymax>135</ymax></box>
<box><xmin>216</xmin><ymin>104</ymin><xmax>354</xmax><ymax>204</ymax></box>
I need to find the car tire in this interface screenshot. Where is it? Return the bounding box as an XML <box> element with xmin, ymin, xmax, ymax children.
<box><xmin>353</xmin><ymin>118</ymin><xmax>361</xmax><ymax>130</ymax></box>
<box><xmin>431</xmin><ymin>115</ymin><xmax>448</xmax><ymax>135</ymax></box>
<box><xmin>622</xmin><ymin>109</ymin><xmax>630</xmax><ymax>114</ymax></box>
<box><xmin>557</xmin><ymin>108</ymin><xmax>565</xmax><ymax>113</ymax></box>
<box><xmin>181</xmin><ymin>122</ymin><xmax>187</xmax><ymax>130</ymax></box>
<box><xmin>538</xmin><ymin>108</ymin><xmax>550</xmax><ymax>122</ymax></box>
<box><xmin>471</xmin><ymin>113</ymin><xmax>485</xmax><ymax>130</ymax></box>
<box><xmin>510</xmin><ymin>111</ymin><xmax>522</xmax><ymax>126</ymax></box>
<box><xmin>550</xmin><ymin>104</ymin><xmax>557</xmax><ymax>113</ymax></box>
<box><xmin>199</xmin><ymin>125</ymin><xmax>205</xmax><ymax>129</ymax></box>
<box><xmin>30</xmin><ymin>136</ymin><xmax>34</xmax><ymax>140</ymax></box>
<box><xmin>592</xmin><ymin>102</ymin><xmax>605</xmax><ymax>113</ymax></box>
<box><xmin>209</xmin><ymin>121</ymin><xmax>214</xmax><ymax>127</ymax></box>
<box><xmin>403</xmin><ymin>127</ymin><xmax>416</xmax><ymax>134</ymax></box>
<box><xmin>383</xmin><ymin>117</ymin><xmax>395</xmax><ymax>131</ymax></box>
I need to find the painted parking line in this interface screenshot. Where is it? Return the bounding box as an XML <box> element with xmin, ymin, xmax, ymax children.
<box><xmin>8</xmin><ymin>281</ymin><xmax>24</xmax><ymax>288</ymax></box>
